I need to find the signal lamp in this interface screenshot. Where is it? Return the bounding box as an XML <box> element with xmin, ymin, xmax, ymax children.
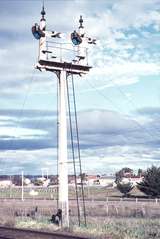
<box><xmin>32</xmin><ymin>24</ymin><xmax>45</xmax><ymax>40</ymax></box>
<box><xmin>71</xmin><ymin>31</ymin><xmax>82</xmax><ymax>45</ymax></box>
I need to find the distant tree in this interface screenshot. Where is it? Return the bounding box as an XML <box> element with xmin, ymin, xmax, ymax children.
<box><xmin>12</xmin><ymin>175</ymin><xmax>22</xmax><ymax>186</ymax></box>
<box><xmin>0</xmin><ymin>175</ymin><xmax>9</xmax><ymax>180</ymax></box>
<box><xmin>79</xmin><ymin>173</ymin><xmax>87</xmax><ymax>182</ymax></box>
<box><xmin>137</xmin><ymin>168</ymin><xmax>143</xmax><ymax>177</ymax></box>
<box><xmin>137</xmin><ymin>166</ymin><xmax>160</xmax><ymax>198</ymax></box>
<box><xmin>116</xmin><ymin>181</ymin><xmax>134</xmax><ymax>197</ymax></box>
<box><xmin>33</xmin><ymin>179</ymin><xmax>44</xmax><ymax>186</ymax></box>
<box><xmin>115</xmin><ymin>167</ymin><xmax>133</xmax><ymax>183</ymax></box>
<box><xmin>49</xmin><ymin>176</ymin><xmax>58</xmax><ymax>185</ymax></box>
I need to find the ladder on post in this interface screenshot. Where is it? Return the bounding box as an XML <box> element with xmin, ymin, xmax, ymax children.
<box><xmin>66</xmin><ymin>74</ymin><xmax>87</xmax><ymax>226</ymax></box>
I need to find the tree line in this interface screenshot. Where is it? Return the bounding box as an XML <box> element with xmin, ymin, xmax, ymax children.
<box><xmin>115</xmin><ymin>166</ymin><xmax>160</xmax><ymax>198</ymax></box>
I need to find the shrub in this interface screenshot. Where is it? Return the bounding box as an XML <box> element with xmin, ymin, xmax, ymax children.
<box><xmin>115</xmin><ymin>168</ymin><xmax>133</xmax><ymax>183</ymax></box>
<box><xmin>116</xmin><ymin>181</ymin><xmax>133</xmax><ymax>197</ymax></box>
<box><xmin>137</xmin><ymin>166</ymin><xmax>160</xmax><ymax>197</ymax></box>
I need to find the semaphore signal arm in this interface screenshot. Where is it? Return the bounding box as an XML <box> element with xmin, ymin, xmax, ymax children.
<box><xmin>32</xmin><ymin>7</ymin><xmax>96</xmax><ymax>75</ymax></box>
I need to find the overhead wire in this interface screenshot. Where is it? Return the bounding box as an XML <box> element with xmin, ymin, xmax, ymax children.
<box><xmin>108</xmin><ymin>78</ymin><xmax>160</xmax><ymax>138</ymax></box>
<box><xmin>2</xmin><ymin>68</ymin><xmax>36</xmax><ymax>175</ymax></box>
<box><xmin>84</xmin><ymin>79</ymin><xmax>154</xmax><ymax>164</ymax></box>
<box><xmin>25</xmin><ymin>68</ymin><xmax>86</xmax><ymax>225</ymax></box>
<box><xmin>85</xmin><ymin>78</ymin><xmax>159</xmax><ymax>141</ymax></box>
<box><xmin>85</xmin><ymin>79</ymin><xmax>125</xmax><ymax>113</ymax></box>
<box><xmin>3</xmin><ymin>67</ymin><xmax>60</xmax><ymax>178</ymax></box>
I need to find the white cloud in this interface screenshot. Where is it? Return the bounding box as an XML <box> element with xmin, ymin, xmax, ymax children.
<box><xmin>0</xmin><ymin>126</ymin><xmax>47</xmax><ymax>139</ymax></box>
<box><xmin>0</xmin><ymin>0</ymin><xmax>160</xmax><ymax>96</ymax></box>
<box><xmin>0</xmin><ymin>0</ymin><xmax>160</xmax><ymax>174</ymax></box>
<box><xmin>0</xmin><ymin>148</ymin><xmax>57</xmax><ymax>174</ymax></box>
<box><xmin>86</xmin><ymin>60</ymin><xmax>160</xmax><ymax>90</ymax></box>
<box><xmin>0</xmin><ymin>107</ymin><xmax>158</xmax><ymax>174</ymax></box>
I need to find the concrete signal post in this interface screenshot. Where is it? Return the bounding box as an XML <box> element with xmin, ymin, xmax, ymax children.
<box><xmin>32</xmin><ymin>5</ymin><xmax>95</xmax><ymax>227</ymax></box>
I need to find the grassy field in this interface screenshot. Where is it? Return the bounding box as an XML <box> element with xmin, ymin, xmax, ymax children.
<box><xmin>12</xmin><ymin>217</ymin><xmax>160</xmax><ymax>239</ymax></box>
<box><xmin>0</xmin><ymin>187</ymin><xmax>160</xmax><ymax>238</ymax></box>
<box><xmin>73</xmin><ymin>217</ymin><xmax>160</xmax><ymax>239</ymax></box>
<box><xmin>0</xmin><ymin>185</ymin><xmax>145</xmax><ymax>200</ymax></box>
<box><xmin>0</xmin><ymin>185</ymin><xmax>108</xmax><ymax>200</ymax></box>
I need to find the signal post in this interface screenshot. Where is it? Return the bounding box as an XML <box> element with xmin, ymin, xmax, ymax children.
<box><xmin>32</xmin><ymin>4</ymin><xmax>95</xmax><ymax>227</ymax></box>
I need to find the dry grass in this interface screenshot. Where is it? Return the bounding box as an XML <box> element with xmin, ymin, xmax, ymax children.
<box><xmin>0</xmin><ymin>187</ymin><xmax>160</xmax><ymax>239</ymax></box>
<box><xmin>13</xmin><ymin>216</ymin><xmax>160</xmax><ymax>239</ymax></box>
<box><xmin>0</xmin><ymin>201</ymin><xmax>159</xmax><ymax>239</ymax></box>
<box><xmin>72</xmin><ymin>217</ymin><xmax>160</xmax><ymax>239</ymax></box>
<box><xmin>15</xmin><ymin>217</ymin><xmax>59</xmax><ymax>231</ymax></box>
<box><xmin>0</xmin><ymin>186</ymin><xmax>151</xmax><ymax>200</ymax></box>
<box><xmin>0</xmin><ymin>215</ymin><xmax>15</xmax><ymax>227</ymax></box>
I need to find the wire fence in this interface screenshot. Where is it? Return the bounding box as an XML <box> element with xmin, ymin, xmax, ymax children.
<box><xmin>0</xmin><ymin>197</ymin><xmax>160</xmax><ymax>220</ymax></box>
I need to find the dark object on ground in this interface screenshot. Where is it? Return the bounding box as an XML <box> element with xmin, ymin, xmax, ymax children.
<box><xmin>27</xmin><ymin>206</ymin><xmax>38</xmax><ymax>219</ymax></box>
<box><xmin>14</xmin><ymin>206</ymin><xmax>38</xmax><ymax>219</ymax></box>
<box><xmin>50</xmin><ymin>209</ymin><xmax>62</xmax><ymax>226</ymax></box>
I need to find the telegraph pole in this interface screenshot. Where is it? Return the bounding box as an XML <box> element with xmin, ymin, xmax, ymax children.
<box><xmin>32</xmin><ymin>4</ymin><xmax>95</xmax><ymax>227</ymax></box>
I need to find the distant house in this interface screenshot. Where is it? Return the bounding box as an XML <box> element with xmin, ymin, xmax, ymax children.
<box><xmin>98</xmin><ymin>175</ymin><xmax>115</xmax><ymax>187</ymax></box>
<box><xmin>33</xmin><ymin>177</ymin><xmax>50</xmax><ymax>187</ymax></box>
<box><xmin>123</xmin><ymin>171</ymin><xmax>134</xmax><ymax>177</ymax></box>
<box><xmin>0</xmin><ymin>180</ymin><xmax>12</xmax><ymax>188</ymax></box>
<box><xmin>69</xmin><ymin>174</ymin><xmax>116</xmax><ymax>187</ymax></box>
<box><xmin>43</xmin><ymin>179</ymin><xmax>50</xmax><ymax>187</ymax></box>
<box><xmin>69</xmin><ymin>175</ymin><xmax>97</xmax><ymax>186</ymax></box>
<box><xmin>87</xmin><ymin>175</ymin><xmax>98</xmax><ymax>186</ymax></box>
<box><xmin>122</xmin><ymin>176</ymin><xmax>143</xmax><ymax>186</ymax></box>
<box><xmin>24</xmin><ymin>178</ymin><xmax>31</xmax><ymax>186</ymax></box>
<box><xmin>86</xmin><ymin>175</ymin><xmax>115</xmax><ymax>187</ymax></box>
<box><xmin>68</xmin><ymin>175</ymin><xmax>77</xmax><ymax>185</ymax></box>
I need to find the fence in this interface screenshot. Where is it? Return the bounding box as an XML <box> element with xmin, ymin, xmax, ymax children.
<box><xmin>0</xmin><ymin>198</ymin><xmax>160</xmax><ymax>220</ymax></box>
<box><xmin>0</xmin><ymin>186</ymin><xmax>160</xmax><ymax>220</ymax></box>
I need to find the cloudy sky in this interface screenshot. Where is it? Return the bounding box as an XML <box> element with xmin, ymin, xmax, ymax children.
<box><xmin>0</xmin><ymin>0</ymin><xmax>160</xmax><ymax>175</ymax></box>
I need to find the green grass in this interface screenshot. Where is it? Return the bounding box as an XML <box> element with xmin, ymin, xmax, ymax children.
<box><xmin>14</xmin><ymin>216</ymin><xmax>160</xmax><ymax>239</ymax></box>
<box><xmin>15</xmin><ymin>217</ymin><xmax>59</xmax><ymax>231</ymax></box>
<box><xmin>0</xmin><ymin>187</ymin><xmax>57</xmax><ymax>199</ymax></box>
<box><xmin>79</xmin><ymin>217</ymin><xmax>160</xmax><ymax>239</ymax></box>
<box><xmin>0</xmin><ymin>186</ymin><xmax>145</xmax><ymax>200</ymax></box>
<box><xmin>0</xmin><ymin>186</ymin><xmax>159</xmax><ymax>238</ymax></box>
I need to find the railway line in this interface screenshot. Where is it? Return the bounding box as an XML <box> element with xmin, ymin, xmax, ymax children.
<box><xmin>0</xmin><ymin>226</ymin><xmax>99</xmax><ymax>239</ymax></box>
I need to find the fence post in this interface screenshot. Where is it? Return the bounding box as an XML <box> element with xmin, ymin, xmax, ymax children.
<box><xmin>115</xmin><ymin>205</ymin><xmax>119</xmax><ymax>216</ymax></box>
<box><xmin>21</xmin><ymin>171</ymin><xmax>24</xmax><ymax>201</ymax></box>
<box><xmin>106</xmin><ymin>197</ymin><xmax>109</xmax><ymax>216</ymax></box>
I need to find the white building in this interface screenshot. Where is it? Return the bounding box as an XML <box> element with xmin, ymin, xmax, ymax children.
<box><xmin>0</xmin><ymin>180</ymin><xmax>12</xmax><ymax>188</ymax></box>
<box><xmin>121</xmin><ymin>176</ymin><xmax>143</xmax><ymax>186</ymax></box>
<box><xmin>86</xmin><ymin>175</ymin><xmax>115</xmax><ymax>187</ymax></box>
<box><xmin>24</xmin><ymin>178</ymin><xmax>31</xmax><ymax>186</ymax></box>
<box><xmin>99</xmin><ymin>176</ymin><xmax>115</xmax><ymax>187</ymax></box>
